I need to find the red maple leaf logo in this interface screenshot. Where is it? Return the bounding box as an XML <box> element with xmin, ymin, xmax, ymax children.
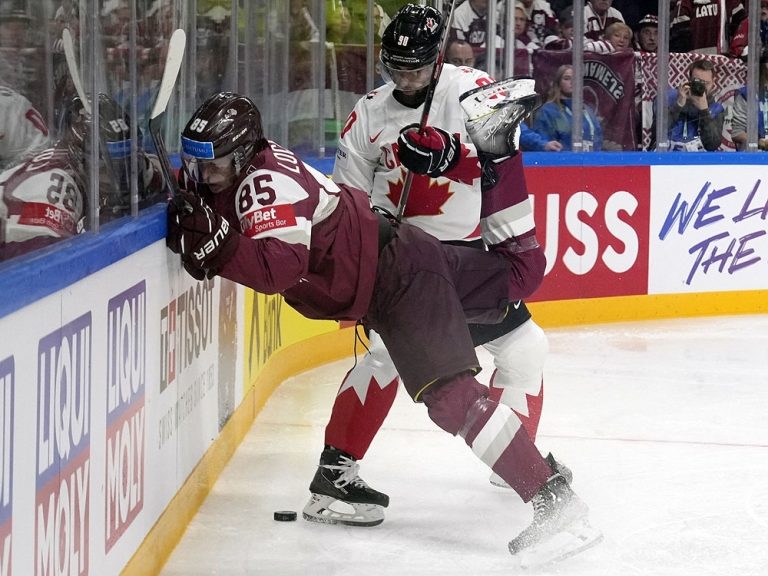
<box><xmin>386</xmin><ymin>169</ymin><xmax>453</xmax><ymax>217</ymax></box>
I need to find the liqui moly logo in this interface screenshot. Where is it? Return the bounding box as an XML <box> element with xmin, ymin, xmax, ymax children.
<box><xmin>35</xmin><ymin>314</ymin><xmax>91</xmax><ymax>576</ymax></box>
<box><xmin>105</xmin><ymin>282</ymin><xmax>146</xmax><ymax>551</ymax></box>
<box><xmin>0</xmin><ymin>357</ymin><xmax>13</xmax><ymax>576</ymax></box>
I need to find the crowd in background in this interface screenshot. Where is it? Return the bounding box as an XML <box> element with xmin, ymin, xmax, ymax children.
<box><xmin>1</xmin><ymin>0</ymin><xmax>767</xmax><ymax>263</ymax></box>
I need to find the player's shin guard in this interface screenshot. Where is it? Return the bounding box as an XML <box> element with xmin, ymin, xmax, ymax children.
<box><xmin>421</xmin><ymin>373</ymin><xmax>551</xmax><ymax>502</ymax></box>
<box><xmin>324</xmin><ymin>336</ymin><xmax>399</xmax><ymax>460</ymax></box>
<box><xmin>485</xmin><ymin>319</ymin><xmax>549</xmax><ymax>441</ymax></box>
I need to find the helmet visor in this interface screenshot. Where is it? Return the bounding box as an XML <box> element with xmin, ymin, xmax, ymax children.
<box><xmin>181</xmin><ymin>135</ymin><xmax>235</xmax><ymax>193</ymax></box>
<box><xmin>379</xmin><ymin>54</ymin><xmax>434</xmax><ymax>92</ymax></box>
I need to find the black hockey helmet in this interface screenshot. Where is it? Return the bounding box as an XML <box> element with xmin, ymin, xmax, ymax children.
<box><xmin>64</xmin><ymin>93</ymin><xmax>132</xmax><ymax>153</ymax></box>
<box><xmin>380</xmin><ymin>4</ymin><xmax>442</xmax><ymax>72</ymax></box>
<box><xmin>181</xmin><ymin>91</ymin><xmax>267</xmax><ymax>193</ymax></box>
<box><xmin>62</xmin><ymin>93</ymin><xmax>144</xmax><ymax>218</ymax></box>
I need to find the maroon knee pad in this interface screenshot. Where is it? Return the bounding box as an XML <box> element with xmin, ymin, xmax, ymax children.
<box><xmin>421</xmin><ymin>372</ymin><xmax>488</xmax><ymax>435</ymax></box>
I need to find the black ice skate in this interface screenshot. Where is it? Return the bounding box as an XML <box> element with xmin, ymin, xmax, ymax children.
<box><xmin>508</xmin><ymin>473</ymin><xmax>602</xmax><ymax>568</ymax></box>
<box><xmin>302</xmin><ymin>447</ymin><xmax>390</xmax><ymax>527</ymax></box>
<box><xmin>459</xmin><ymin>77</ymin><xmax>541</xmax><ymax>158</ymax></box>
<box><xmin>490</xmin><ymin>452</ymin><xmax>573</xmax><ymax>488</ymax></box>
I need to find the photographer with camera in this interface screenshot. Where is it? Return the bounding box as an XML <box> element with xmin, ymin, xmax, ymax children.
<box><xmin>658</xmin><ymin>58</ymin><xmax>724</xmax><ymax>151</ymax></box>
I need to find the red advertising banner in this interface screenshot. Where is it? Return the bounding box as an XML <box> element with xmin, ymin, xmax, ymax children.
<box><xmin>525</xmin><ymin>165</ymin><xmax>651</xmax><ymax>301</ymax></box>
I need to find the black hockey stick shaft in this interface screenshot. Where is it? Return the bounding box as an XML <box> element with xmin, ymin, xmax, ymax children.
<box><xmin>395</xmin><ymin>0</ymin><xmax>458</xmax><ymax>222</ymax></box>
<box><xmin>148</xmin><ymin>29</ymin><xmax>187</xmax><ymax>206</ymax></box>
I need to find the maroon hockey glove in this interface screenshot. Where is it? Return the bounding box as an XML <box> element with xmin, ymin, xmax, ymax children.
<box><xmin>397</xmin><ymin>124</ymin><xmax>461</xmax><ymax>178</ymax></box>
<box><xmin>181</xmin><ymin>257</ymin><xmax>208</xmax><ymax>281</ymax></box>
<box><xmin>167</xmin><ymin>191</ymin><xmax>239</xmax><ymax>275</ymax></box>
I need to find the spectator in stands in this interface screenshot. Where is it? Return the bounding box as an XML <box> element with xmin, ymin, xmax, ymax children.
<box><xmin>514</xmin><ymin>3</ymin><xmax>542</xmax><ymax>53</ymax></box>
<box><xmin>657</xmin><ymin>58</ymin><xmax>724</xmax><ymax>151</ymax></box>
<box><xmin>532</xmin><ymin>64</ymin><xmax>604</xmax><ymax>151</ymax></box>
<box><xmin>326</xmin><ymin>0</ymin><xmax>352</xmax><ymax>44</ymax></box>
<box><xmin>729</xmin><ymin>0</ymin><xmax>768</xmax><ymax>60</ymax></box>
<box><xmin>446</xmin><ymin>38</ymin><xmax>476</xmax><ymax>67</ymax></box>
<box><xmin>730</xmin><ymin>51</ymin><xmax>768</xmax><ymax>151</ymax></box>
<box><xmin>451</xmin><ymin>0</ymin><xmax>501</xmax><ymax>53</ymax></box>
<box><xmin>0</xmin><ymin>7</ymin><xmax>35</xmax><ymax>95</ymax></box>
<box><xmin>517</xmin><ymin>0</ymin><xmax>559</xmax><ymax>47</ymax></box>
<box><xmin>670</xmin><ymin>0</ymin><xmax>745</xmax><ymax>55</ymax></box>
<box><xmin>520</xmin><ymin>122</ymin><xmax>564</xmax><ymax>151</ymax></box>
<box><xmin>584</xmin><ymin>0</ymin><xmax>625</xmax><ymax>41</ymax></box>
<box><xmin>633</xmin><ymin>13</ymin><xmax>658</xmax><ymax>52</ymax></box>
<box><xmin>585</xmin><ymin>21</ymin><xmax>633</xmax><ymax>52</ymax></box>
<box><xmin>544</xmin><ymin>8</ymin><xmax>574</xmax><ymax>50</ymax></box>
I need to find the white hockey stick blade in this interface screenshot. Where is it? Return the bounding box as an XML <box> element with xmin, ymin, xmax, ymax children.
<box><xmin>150</xmin><ymin>28</ymin><xmax>186</xmax><ymax>121</ymax></box>
<box><xmin>62</xmin><ymin>28</ymin><xmax>91</xmax><ymax>114</ymax></box>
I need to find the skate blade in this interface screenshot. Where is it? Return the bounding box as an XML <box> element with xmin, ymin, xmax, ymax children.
<box><xmin>302</xmin><ymin>493</ymin><xmax>384</xmax><ymax>527</ymax></box>
<box><xmin>512</xmin><ymin>519</ymin><xmax>603</xmax><ymax>569</ymax></box>
<box><xmin>489</xmin><ymin>472</ymin><xmax>511</xmax><ymax>489</ymax></box>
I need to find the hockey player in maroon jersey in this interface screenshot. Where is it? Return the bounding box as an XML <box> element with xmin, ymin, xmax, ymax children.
<box><xmin>166</xmin><ymin>87</ymin><xmax>602</xmax><ymax>566</ymax></box>
<box><xmin>0</xmin><ymin>93</ymin><xmax>164</xmax><ymax>260</ymax></box>
<box><xmin>303</xmin><ymin>3</ymin><xmax>558</xmax><ymax>528</ymax></box>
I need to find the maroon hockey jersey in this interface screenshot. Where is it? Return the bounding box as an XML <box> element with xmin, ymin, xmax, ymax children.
<box><xmin>203</xmin><ymin>141</ymin><xmax>380</xmax><ymax>321</ymax></box>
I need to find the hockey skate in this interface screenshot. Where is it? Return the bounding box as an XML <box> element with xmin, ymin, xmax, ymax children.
<box><xmin>459</xmin><ymin>77</ymin><xmax>541</xmax><ymax>157</ymax></box>
<box><xmin>302</xmin><ymin>447</ymin><xmax>390</xmax><ymax>527</ymax></box>
<box><xmin>508</xmin><ymin>474</ymin><xmax>602</xmax><ymax>569</ymax></box>
<box><xmin>490</xmin><ymin>452</ymin><xmax>573</xmax><ymax>488</ymax></box>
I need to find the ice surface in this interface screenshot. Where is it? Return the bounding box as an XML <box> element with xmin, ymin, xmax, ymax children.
<box><xmin>161</xmin><ymin>315</ymin><xmax>768</xmax><ymax>576</ymax></box>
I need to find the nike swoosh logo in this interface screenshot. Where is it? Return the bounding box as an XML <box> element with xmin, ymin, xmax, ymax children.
<box><xmin>369</xmin><ymin>129</ymin><xmax>385</xmax><ymax>143</ymax></box>
<box><xmin>513</xmin><ymin>300</ymin><xmax>522</xmax><ymax>309</ymax></box>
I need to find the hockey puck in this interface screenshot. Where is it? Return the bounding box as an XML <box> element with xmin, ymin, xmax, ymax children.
<box><xmin>273</xmin><ymin>510</ymin><xmax>297</xmax><ymax>522</ymax></box>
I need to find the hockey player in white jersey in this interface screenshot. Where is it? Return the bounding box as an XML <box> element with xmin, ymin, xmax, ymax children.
<box><xmin>304</xmin><ymin>0</ymin><xmax>572</xmax><ymax>533</ymax></box>
<box><xmin>0</xmin><ymin>85</ymin><xmax>49</xmax><ymax>170</ymax></box>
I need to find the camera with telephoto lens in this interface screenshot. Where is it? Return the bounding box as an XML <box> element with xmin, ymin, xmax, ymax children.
<box><xmin>689</xmin><ymin>77</ymin><xmax>706</xmax><ymax>97</ymax></box>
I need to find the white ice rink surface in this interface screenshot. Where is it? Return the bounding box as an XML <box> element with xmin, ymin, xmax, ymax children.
<box><xmin>161</xmin><ymin>315</ymin><xmax>768</xmax><ymax>576</ymax></box>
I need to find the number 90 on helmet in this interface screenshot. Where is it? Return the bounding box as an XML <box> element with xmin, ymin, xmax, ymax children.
<box><xmin>181</xmin><ymin>92</ymin><xmax>266</xmax><ymax>193</ymax></box>
<box><xmin>379</xmin><ymin>3</ymin><xmax>443</xmax><ymax>93</ymax></box>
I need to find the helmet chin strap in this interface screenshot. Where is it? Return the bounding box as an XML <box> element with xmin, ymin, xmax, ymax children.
<box><xmin>393</xmin><ymin>85</ymin><xmax>429</xmax><ymax>109</ymax></box>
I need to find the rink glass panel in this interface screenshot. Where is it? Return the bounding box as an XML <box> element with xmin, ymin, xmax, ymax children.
<box><xmin>1</xmin><ymin>0</ymin><xmax>766</xmax><ymax>266</ymax></box>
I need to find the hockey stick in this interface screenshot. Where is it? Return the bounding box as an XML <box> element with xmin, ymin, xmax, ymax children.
<box><xmin>63</xmin><ymin>27</ymin><xmax>126</xmax><ymax>215</ymax></box>
<box><xmin>394</xmin><ymin>0</ymin><xmax>458</xmax><ymax>222</ymax></box>
<box><xmin>62</xmin><ymin>28</ymin><xmax>91</xmax><ymax>114</ymax></box>
<box><xmin>148</xmin><ymin>28</ymin><xmax>187</xmax><ymax>204</ymax></box>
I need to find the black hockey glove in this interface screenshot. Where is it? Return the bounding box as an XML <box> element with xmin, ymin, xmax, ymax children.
<box><xmin>397</xmin><ymin>124</ymin><xmax>461</xmax><ymax>178</ymax></box>
<box><xmin>167</xmin><ymin>191</ymin><xmax>239</xmax><ymax>276</ymax></box>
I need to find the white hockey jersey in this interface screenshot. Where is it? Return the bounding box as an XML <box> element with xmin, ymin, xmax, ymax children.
<box><xmin>333</xmin><ymin>64</ymin><xmax>493</xmax><ymax>242</ymax></box>
<box><xmin>0</xmin><ymin>86</ymin><xmax>49</xmax><ymax>170</ymax></box>
<box><xmin>0</xmin><ymin>147</ymin><xmax>85</xmax><ymax>259</ymax></box>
